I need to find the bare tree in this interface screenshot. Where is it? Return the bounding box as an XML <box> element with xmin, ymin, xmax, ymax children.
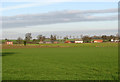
<box><xmin>42</xmin><ymin>36</ymin><xmax>46</xmax><ymax>41</ymax></box>
<box><xmin>17</xmin><ymin>37</ymin><xmax>23</xmax><ymax>44</ymax></box>
<box><xmin>82</xmin><ymin>35</ymin><xmax>91</xmax><ymax>43</ymax></box>
<box><xmin>37</xmin><ymin>35</ymin><xmax>42</xmax><ymax>41</ymax></box>
<box><xmin>37</xmin><ymin>35</ymin><xmax>46</xmax><ymax>41</ymax></box>
<box><xmin>5</xmin><ymin>38</ymin><xmax>8</xmax><ymax>41</ymax></box>
<box><xmin>25</xmin><ymin>33</ymin><xmax>32</xmax><ymax>42</ymax></box>
<box><xmin>53</xmin><ymin>35</ymin><xmax>57</xmax><ymax>41</ymax></box>
<box><xmin>101</xmin><ymin>35</ymin><xmax>107</xmax><ymax>41</ymax></box>
<box><xmin>50</xmin><ymin>35</ymin><xmax>54</xmax><ymax>43</ymax></box>
<box><xmin>50</xmin><ymin>35</ymin><xmax>56</xmax><ymax>43</ymax></box>
<box><xmin>64</xmin><ymin>36</ymin><xmax>68</xmax><ymax>41</ymax></box>
<box><xmin>32</xmin><ymin>39</ymin><xmax>37</xmax><ymax>44</ymax></box>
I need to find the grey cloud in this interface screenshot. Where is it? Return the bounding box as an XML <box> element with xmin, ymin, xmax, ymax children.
<box><xmin>2</xmin><ymin>8</ymin><xmax>117</xmax><ymax>28</ymax></box>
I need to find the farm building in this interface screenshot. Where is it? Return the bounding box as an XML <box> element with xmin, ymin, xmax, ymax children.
<box><xmin>111</xmin><ymin>39</ymin><xmax>119</xmax><ymax>42</ymax></box>
<box><xmin>39</xmin><ymin>41</ymin><xmax>44</xmax><ymax>44</ymax></box>
<box><xmin>65</xmin><ymin>41</ymin><xmax>71</xmax><ymax>43</ymax></box>
<box><xmin>75</xmin><ymin>40</ymin><xmax>83</xmax><ymax>43</ymax></box>
<box><xmin>6</xmin><ymin>41</ymin><xmax>13</xmax><ymax>45</ymax></box>
<box><xmin>93</xmin><ymin>40</ymin><xmax>103</xmax><ymax>43</ymax></box>
<box><xmin>111</xmin><ymin>39</ymin><xmax>114</xmax><ymax>42</ymax></box>
<box><xmin>53</xmin><ymin>41</ymin><xmax>59</xmax><ymax>44</ymax></box>
<box><xmin>45</xmin><ymin>41</ymin><xmax>52</xmax><ymax>44</ymax></box>
<box><xmin>114</xmin><ymin>39</ymin><xmax>119</xmax><ymax>42</ymax></box>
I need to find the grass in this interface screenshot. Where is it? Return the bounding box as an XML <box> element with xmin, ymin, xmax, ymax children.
<box><xmin>2</xmin><ymin>43</ymin><xmax>118</xmax><ymax>49</ymax></box>
<box><xmin>2</xmin><ymin>43</ymin><xmax>118</xmax><ymax>80</ymax></box>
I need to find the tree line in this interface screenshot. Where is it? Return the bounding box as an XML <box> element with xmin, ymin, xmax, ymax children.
<box><xmin>4</xmin><ymin>33</ymin><xmax>120</xmax><ymax>44</ymax></box>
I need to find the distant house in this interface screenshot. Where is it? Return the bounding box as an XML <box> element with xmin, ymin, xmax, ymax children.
<box><xmin>93</xmin><ymin>40</ymin><xmax>103</xmax><ymax>43</ymax></box>
<box><xmin>75</xmin><ymin>40</ymin><xmax>83</xmax><ymax>43</ymax></box>
<box><xmin>53</xmin><ymin>41</ymin><xmax>59</xmax><ymax>44</ymax></box>
<box><xmin>114</xmin><ymin>39</ymin><xmax>119</xmax><ymax>42</ymax></box>
<box><xmin>39</xmin><ymin>41</ymin><xmax>44</xmax><ymax>44</ymax></box>
<box><xmin>111</xmin><ymin>39</ymin><xmax>114</xmax><ymax>42</ymax></box>
<box><xmin>111</xmin><ymin>39</ymin><xmax>119</xmax><ymax>42</ymax></box>
<box><xmin>65</xmin><ymin>41</ymin><xmax>71</xmax><ymax>43</ymax></box>
<box><xmin>45</xmin><ymin>41</ymin><xmax>52</xmax><ymax>44</ymax></box>
<box><xmin>6</xmin><ymin>41</ymin><xmax>13</xmax><ymax>45</ymax></box>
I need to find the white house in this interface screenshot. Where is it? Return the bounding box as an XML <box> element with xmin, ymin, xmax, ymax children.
<box><xmin>111</xmin><ymin>39</ymin><xmax>114</xmax><ymax>42</ymax></box>
<box><xmin>75</xmin><ymin>41</ymin><xmax>83</xmax><ymax>43</ymax></box>
<box><xmin>115</xmin><ymin>39</ymin><xmax>119</xmax><ymax>42</ymax></box>
<box><xmin>111</xmin><ymin>39</ymin><xmax>119</xmax><ymax>42</ymax></box>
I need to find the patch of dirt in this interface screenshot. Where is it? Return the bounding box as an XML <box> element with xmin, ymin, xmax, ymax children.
<box><xmin>2</xmin><ymin>44</ymin><xmax>70</xmax><ymax>49</ymax></box>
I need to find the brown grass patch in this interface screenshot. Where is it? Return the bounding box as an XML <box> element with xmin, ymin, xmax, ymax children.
<box><xmin>2</xmin><ymin>44</ymin><xmax>70</xmax><ymax>49</ymax></box>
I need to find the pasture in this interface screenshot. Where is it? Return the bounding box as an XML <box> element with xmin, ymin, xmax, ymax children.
<box><xmin>2</xmin><ymin>43</ymin><xmax>118</xmax><ymax>80</ymax></box>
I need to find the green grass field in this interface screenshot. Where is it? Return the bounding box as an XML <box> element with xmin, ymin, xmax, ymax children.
<box><xmin>2</xmin><ymin>43</ymin><xmax>118</xmax><ymax>80</ymax></box>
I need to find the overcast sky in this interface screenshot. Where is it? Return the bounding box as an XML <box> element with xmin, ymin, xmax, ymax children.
<box><xmin>1</xmin><ymin>1</ymin><xmax>118</xmax><ymax>39</ymax></box>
